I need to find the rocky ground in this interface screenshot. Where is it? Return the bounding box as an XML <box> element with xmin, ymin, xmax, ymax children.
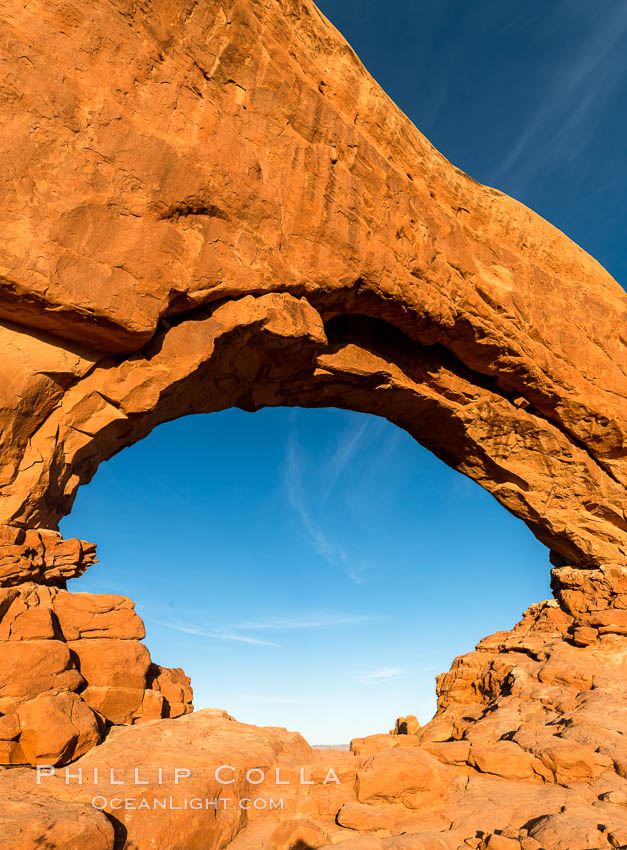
<box><xmin>2</xmin><ymin>570</ymin><xmax>627</xmax><ymax>849</ymax></box>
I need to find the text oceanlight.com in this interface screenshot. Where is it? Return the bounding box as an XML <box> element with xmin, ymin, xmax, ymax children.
<box><xmin>91</xmin><ymin>796</ymin><xmax>285</xmax><ymax>811</ymax></box>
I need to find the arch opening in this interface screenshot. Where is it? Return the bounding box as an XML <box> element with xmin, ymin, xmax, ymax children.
<box><xmin>59</xmin><ymin>406</ymin><xmax>550</xmax><ymax>744</ymax></box>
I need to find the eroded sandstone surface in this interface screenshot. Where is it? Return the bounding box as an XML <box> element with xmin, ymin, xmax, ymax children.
<box><xmin>0</xmin><ymin>0</ymin><xmax>626</xmax><ymax>847</ymax></box>
<box><xmin>0</xmin><ymin>0</ymin><xmax>624</xmax><ymax>567</ymax></box>
<box><xmin>0</xmin><ymin>581</ymin><xmax>192</xmax><ymax>767</ymax></box>
<box><xmin>3</xmin><ymin>688</ymin><xmax>627</xmax><ymax>850</ymax></box>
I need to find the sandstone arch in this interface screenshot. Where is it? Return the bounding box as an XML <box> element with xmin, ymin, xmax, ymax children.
<box><xmin>2</xmin><ymin>290</ymin><xmax>626</xmax><ymax>571</ymax></box>
<box><xmin>0</xmin><ymin>0</ymin><xmax>625</xmax><ymax>575</ymax></box>
<box><xmin>1</xmin><ymin>0</ymin><xmax>627</xmax><ymax>844</ymax></box>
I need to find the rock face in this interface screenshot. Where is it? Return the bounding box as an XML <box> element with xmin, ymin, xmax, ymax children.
<box><xmin>0</xmin><ymin>530</ymin><xmax>97</xmax><ymax>586</ymax></box>
<box><xmin>2</xmin><ymin>706</ymin><xmax>627</xmax><ymax>850</ymax></box>
<box><xmin>0</xmin><ymin>0</ymin><xmax>624</xmax><ymax>570</ymax></box>
<box><xmin>0</xmin><ymin>791</ymin><xmax>116</xmax><ymax>850</ymax></box>
<box><xmin>0</xmin><ymin>583</ymin><xmax>193</xmax><ymax>766</ymax></box>
<box><xmin>0</xmin><ymin>0</ymin><xmax>626</xmax><ymax>847</ymax></box>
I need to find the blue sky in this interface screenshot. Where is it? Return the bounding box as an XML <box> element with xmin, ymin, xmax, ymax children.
<box><xmin>314</xmin><ymin>0</ymin><xmax>627</xmax><ymax>288</ymax></box>
<box><xmin>61</xmin><ymin>1</ymin><xmax>625</xmax><ymax>743</ymax></box>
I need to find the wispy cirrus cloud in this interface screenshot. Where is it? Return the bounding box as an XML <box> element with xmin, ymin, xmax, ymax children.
<box><xmin>284</xmin><ymin>414</ymin><xmax>405</xmax><ymax>584</ymax></box>
<box><xmin>355</xmin><ymin>668</ymin><xmax>406</xmax><ymax>685</ymax></box>
<box><xmin>156</xmin><ymin>621</ymin><xmax>280</xmax><ymax>647</ymax></box>
<box><xmin>491</xmin><ymin>0</ymin><xmax>627</xmax><ymax>188</ymax></box>
<box><xmin>156</xmin><ymin>611</ymin><xmax>381</xmax><ymax>646</ymax></box>
<box><xmin>236</xmin><ymin>612</ymin><xmax>382</xmax><ymax>631</ymax></box>
<box><xmin>343</xmin><ymin>562</ymin><xmax>373</xmax><ymax>586</ymax></box>
<box><xmin>239</xmin><ymin>695</ymin><xmax>305</xmax><ymax>705</ymax></box>
<box><xmin>285</xmin><ymin>434</ymin><xmax>348</xmax><ymax>566</ymax></box>
<box><xmin>320</xmin><ymin>418</ymin><xmax>370</xmax><ymax>505</ymax></box>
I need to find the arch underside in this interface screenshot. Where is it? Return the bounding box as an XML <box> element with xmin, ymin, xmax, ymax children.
<box><xmin>1</xmin><ymin>288</ymin><xmax>625</xmax><ymax>572</ymax></box>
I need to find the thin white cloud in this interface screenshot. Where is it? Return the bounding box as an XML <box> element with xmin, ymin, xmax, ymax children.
<box><xmin>284</xmin><ymin>418</ymin><xmax>394</xmax><ymax>584</ymax></box>
<box><xmin>359</xmin><ymin>427</ymin><xmax>403</xmax><ymax>482</ymax></box>
<box><xmin>491</xmin><ymin>0</ymin><xmax>627</xmax><ymax>187</ymax></box>
<box><xmin>241</xmin><ymin>695</ymin><xmax>305</xmax><ymax>705</ymax></box>
<box><xmin>285</xmin><ymin>434</ymin><xmax>348</xmax><ymax>565</ymax></box>
<box><xmin>236</xmin><ymin>612</ymin><xmax>382</xmax><ymax>630</ymax></box>
<box><xmin>343</xmin><ymin>562</ymin><xmax>373</xmax><ymax>586</ymax></box>
<box><xmin>355</xmin><ymin>668</ymin><xmax>406</xmax><ymax>685</ymax></box>
<box><xmin>320</xmin><ymin>418</ymin><xmax>370</xmax><ymax>504</ymax></box>
<box><xmin>156</xmin><ymin>621</ymin><xmax>280</xmax><ymax>647</ymax></box>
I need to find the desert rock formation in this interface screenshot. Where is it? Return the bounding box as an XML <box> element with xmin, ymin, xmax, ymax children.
<box><xmin>3</xmin><ymin>698</ymin><xmax>627</xmax><ymax>849</ymax></box>
<box><xmin>0</xmin><ymin>0</ymin><xmax>626</xmax><ymax>847</ymax></box>
<box><xmin>0</xmin><ymin>581</ymin><xmax>192</xmax><ymax>766</ymax></box>
<box><xmin>0</xmin><ymin>0</ymin><xmax>625</xmax><ymax>568</ymax></box>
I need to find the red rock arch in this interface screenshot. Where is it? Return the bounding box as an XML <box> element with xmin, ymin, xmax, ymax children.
<box><xmin>2</xmin><ymin>291</ymin><xmax>625</xmax><ymax>571</ymax></box>
<box><xmin>1</xmin><ymin>2</ymin><xmax>627</xmax><ymax>844</ymax></box>
<box><xmin>0</xmin><ymin>0</ymin><xmax>624</xmax><ymax>572</ymax></box>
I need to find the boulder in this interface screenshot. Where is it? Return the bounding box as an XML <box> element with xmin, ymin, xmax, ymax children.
<box><xmin>0</xmin><ymin>740</ymin><xmax>27</xmax><ymax>764</ymax></box>
<box><xmin>0</xmin><ymin>583</ymin><xmax>59</xmax><ymax>640</ymax></box>
<box><xmin>356</xmin><ymin>748</ymin><xmax>449</xmax><ymax>809</ymax></box>
<box><xmin>67</xmin><ymin>638</ymin><xmax>151</xmax><ymax>689</ymax></box>
<box><xmin>537</xmin><ymin>740</ymin><xmax>614</xmax><ymax>784</ymax></box>
<box><xmin>0</xmin><ymin>640</ymin><xmax>83</xmax><ymax>700</ymax></box>
<box><xmin>17</xmin><ymin>691</ymin><xmax>102</xmax><ymax>766</ymax></box>
<box><xmin>468</xmin><ymin>742</ymin><xmax>545</xmax><ymax>783</ymax></box>
<box><xmin>81</xmin><ymin>685</ymin><xmax>164</xmax><ymax>725</ymax></box>
<box><xmin>393</xmin><ymin>715</ymin><xmax>421</xmax><ymax>735</ymax></box>
<box><xmin>5</xmin><ymin>607</ymin><xmax>58</xmax><ymax>641</ymax></box>
<box><xmin>0</xmin><ymin>791</ymin><xmax>115</xmax><ymax>850</ymax></box>
<box><xmin>149</xmin><ymin>664</ymin><xmax>194</xmax><ymax>717</ymax></box>
<box><xmin>53</xmin><ymin>591</ymin><xmax>145</xmax><ymax>640</ymax></box>
<box><xmin>0</xmin><ymin>711</ymin><xmax>20</xmax><ymax>741</ymax></box>
<box><xmin>337</xmin><ymin>801</ymin><xmax>404</xmax><ymax>832</ymax></box>
<box><xmin>269</xmin><ymin>818</ymin><xmax>327</xmax><ymax>849</ymax></box>
<box><xmin>525</xmin><ymin>805</ymin><xmax>611</xmax><ymax>849</ymax></box>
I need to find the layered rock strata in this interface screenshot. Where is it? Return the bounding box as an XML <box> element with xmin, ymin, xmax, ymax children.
<box><xmin>0</xmin><ymin>530</ymin><xmax>97</xmax><ymax>586</ymax></box>
<box><xmin>0</xmin><ymin>581</ymin><xmax>192</xmax><ymax>766</ymax></box>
